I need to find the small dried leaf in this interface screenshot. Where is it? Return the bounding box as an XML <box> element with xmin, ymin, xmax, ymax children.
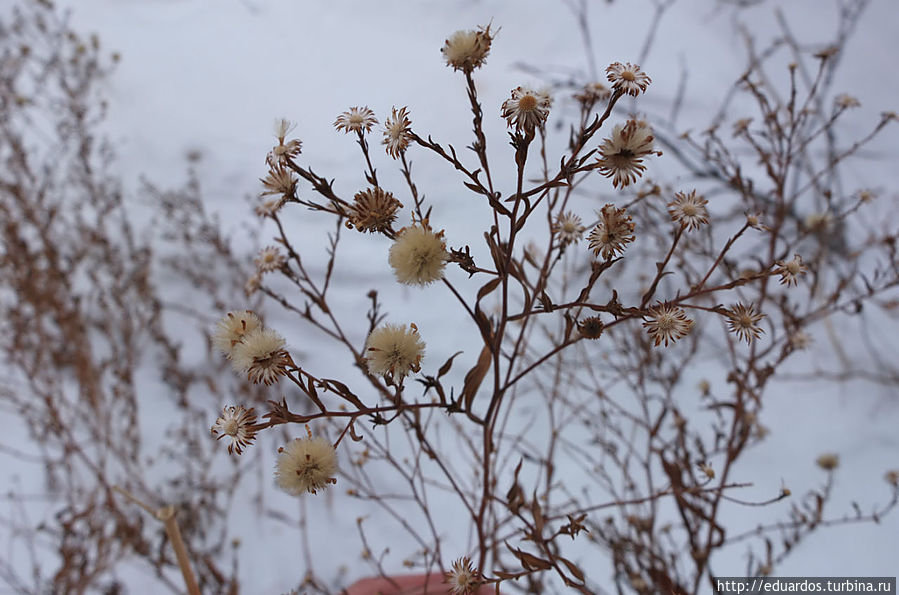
<box><xmin>461</xmin><ymin>343</ymin><xmax>493</xmax><ymax>411</ymax></box>
<box><xmin>438</xmin><ymin>351</ymin><xmax>464</xmax><ymax>378</ymax></box>
<box><xmin>558</xmin><ymin>557</ymin><xmax>584</xmax><ymax>583</ymax></box>
<box><xmin>477</xmin><ymin>278</ymin><xmax>502</xmax><ymax>302</ymax></box>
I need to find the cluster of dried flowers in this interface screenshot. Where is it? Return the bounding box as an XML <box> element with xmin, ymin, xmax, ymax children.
<box><xmin>198</xmin><ymin>14</ymin><xmax>899</xmax><ymax>593</ymax></box>
<box><xmin>7</xmin><ymin>2</ymin><xmax>892</xmax><ymax>592</ymax></box>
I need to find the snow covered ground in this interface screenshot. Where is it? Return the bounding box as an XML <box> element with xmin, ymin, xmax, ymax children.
<box><xmin>15</xmin><ymin>0</ymin><xmax>899</xmax><ymax>591</ymax></box>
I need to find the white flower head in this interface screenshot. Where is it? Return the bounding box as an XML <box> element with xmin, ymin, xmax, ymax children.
<box><xmin>441</xmin><ymin>25</ymin><xmax>494</xmax><ymax>73</ymax></box>
<box><xmin>445</xmin><ymin>557</ymin><xmax>480</xmax><ymax>594</ymax></box>
<box><xmin>725</xmin><ymin>303</ymin><xmax>765</xmax><ymax>343</ymax></box>
<box><xmin>596</xmin><ymin>119</ymin><xmax>657</xmax><ymax>188</ymax></box>
<box><xmin>365</xmin><ymin>323</ymin><xmax>425</xmax><ymax>379</ymax></box>
<box><xmin>275</xmin><ymin>430</ymin><xmax>338</xmax><ymax>496</ymax></box>
<box><xmin>587</xmin><ymin>204</ymin><xmax>635</xmax><ymax>260</ymax></box>
<box><xmin>606</xmin><ymin>61</ymin><xmax>651</xmax><ymax>97</ymax></box>
<box><xmin>211</xmin><ymin>405</ymin><xmax>258</xmax><ymax>455</ymax></box>
<box><xmin>501</xmin><ymin>86</ymin><xmax>552</xmax><ymax>132</ymax></box>
<box><xmin>334</xmin><ymin>106</ymin><xmax>378</xmax><ymax>134</ymax></box>
<box><xmin>553</xmin><ymin>211</ymin><xmax>585</xmax><ymax>247</ymax></box>
<box><xmin>643</xmin><ymin>303</ymin><xmax>694</xmax><ymax>347</ymax></box>
<box><xmin>212</xmin><ymin>310</ymin><xmax>262</xmax><ymax>359</ymax></box>
<box><xmin>231</xmin><ymin>327</ymin><xmax>291</xmax><ymax>385</ymax></box>
<box><xmin>388</xmin><ymin>223</ymin><xmax>448</xmax><ymax>286</ymax></box>
<box><xmin>775</xmin><ymin>254</ymin><xmax>807</xmax><ymax>286</ymax></box>
<box><xmin>383</xmin><ymin>106</ymin><xmax>412</xmax><ymax>158</ymax></box>
<box><xmin>260</xmin><ymin>166</ymin><xmax>297</xmax><ymax>197</ymax></box>
<box><xmin>255</xmin><ymin>246</ymin><xmax>287</xmax><ymax>274</ymax></box>
<box><xmin>269</xmin><ymin>118</ymin><xmax>301</xmax><ymax>164</ymax></box>
<box><xmin>273</xmin><ymin>118</ymin><xmax>295</xmax><ymax>142</ymax></box>
<box><xmin>668</xmin><ymin>190</ymin><xmax>710</xmax><ymax>231</ymax></box>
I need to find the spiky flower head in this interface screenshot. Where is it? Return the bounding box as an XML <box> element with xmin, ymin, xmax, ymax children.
<box><xmin>231</xmin><ymin>327</ymin><xmax>291</xmax><ymax>386</ymax></box>
<box><xmin>347</xmin><ymin>187</ymin><xmax>403</xmax><ymax>233</ymax></box>
<box><xmin>553</xmin><ymin>211</ymin><xmax>586</xmax><ymax>248</ymax></box>
<box><xmin>501</xmin><ymin>86</ymin><xmax>552</xmax><ymax>132</ymax></box>
<box><xmin>578</xmin><ymin>316</ymin><xmax>605</xmax><ymax>340</ymax></box>
<box><xmin>596</xmin><ymin>119</ymin><xmax>657</xmax><ymax>188</ymax></box>
<box><xmin>260</xmin><ymin>166</ymin><xmax>298</xmax><ymax>197</ymax></box>
<box><xmin>388</xmin><ymin>223</ymin><xmax>448</xmax><ymax>286</ymax></box>
<box><xmin>643</xmin><ymin>303</ymin><xmax>694</xmax><ymax>347</ymax></box>
<box><xmin>606</xmin><ymin>62</ymin><xmax>651</xmax><ymax>97</ymax></box>
<box><xmin>255</xmin><ymin>246</ymin><xmax>287</xmax><ymax>274</ymax></box>
<box><xmin>775</xmin><ymin>254</ymin><xmax>807</xmax><ymax>286</ymax></box>
<box><xmin>588</xmin><ymin>204</ymin><xmax>635</xmax><ymax>260</ymax></box>
<box><xmin>212</xmin><ymin>310</ymin><xmax>262</xmax><ymax>359</ymax></box>
<box><xmin>725</xmin><ymin>303</ymin><xmax>765</xmax><ymax>343</ymax></box>
<box><xmin>445</xmin><ymin>557</ymin><xmax>480</xmax><ymax>594</ymax></box>
<box><xmin>886</xmin><ymin>470</ymin><xmax>899</xmax><ymax>487</ymax></box>
<box><xmin>211</xmin><ymin>405</ymin><xmax>258</xmax><ymax>455</ymax></box>
<box><xmin>365</xmin><ymin>323</ymin><xmax>425</xmax><ymax>379</ymax></box>
<box><xmin>383</xmin><ymin>106</ymin><xmax>412</xmax><ymax>158</ymax></box>
<box><xmin>668</xmin><ymin>190</ymin><xmax>710</xmax><ymax>231</ymax></box>
<box><xmin>275</xmin><ymin>429</ymin><xmax>338</xmax><ymax>496</ymax></box>
<box><xmin>441</xmin><ymin>25</ymin><xmax>493</xmax><ymax>73</ymax></box>
<box><xmin>334</xmin><ymin>106</ymin><xmax>378</xmax><ymax>134</ymax></box>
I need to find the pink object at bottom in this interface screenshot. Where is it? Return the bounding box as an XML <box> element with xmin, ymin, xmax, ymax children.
<box><xmin>343</xmin><ymin>573</ymin><xmax>498</xmax><ymax>594</ymax></box>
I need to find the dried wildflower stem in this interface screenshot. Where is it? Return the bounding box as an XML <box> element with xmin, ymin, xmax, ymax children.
<box><xmin>356</xmin><ymin>130</ymin><xmax>379</xmax><ymax>187</ymax></box>
<box><xmin>692</xmin><ymin>222</ymin><xmax>751</xmax><ymax>292</ymax></box>
<box><xmin>464</xmin><ymin>70</ymin><xmax>496</xmax><ymax>195</ymax></box>
<box><xmin>112</xmin><ymin>487</ymin><xmax>201</xmax><ymax>595</ymax></box>
<box><xmin>410</xmin><ymin>132</ymin><xmax>510</xmax><ymax>216</ymax></box>
<box><xmin>640</xmin><ymin>227</ymin><xmax>683</xmax><ymax>308</ymax></box>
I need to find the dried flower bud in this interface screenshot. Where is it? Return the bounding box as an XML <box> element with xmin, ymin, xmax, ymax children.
<box><xmin>347</xmin><ymin>187</ymin><xmax>403</xmax><ymax>233</ymax></box>
<box><xmin>578</xmin><ymin>316</ymin><xmax>605</xmax><ymax>340</ymax></box>
<box><xmin>816</xmin><ymin>453</ymin><xmax>840</xmax><ymax>471</ymax></box>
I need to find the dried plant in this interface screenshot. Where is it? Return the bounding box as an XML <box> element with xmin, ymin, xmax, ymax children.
<box><xmin>2</xmin><ymin>1</ymin><xmax>898</xmax><ymax>594</ymax></box>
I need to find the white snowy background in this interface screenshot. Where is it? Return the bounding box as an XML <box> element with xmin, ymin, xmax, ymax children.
<box><xmin>6</xmin><ymin>0</ymin><xmax>899</xmax><ymax>592</ymax></box>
